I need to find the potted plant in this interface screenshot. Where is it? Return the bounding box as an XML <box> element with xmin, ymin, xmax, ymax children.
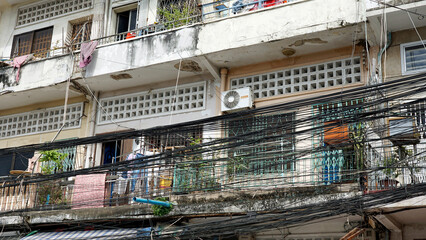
<box><xmin>379</xmin><ymin>146</ymin><xmax>413</xmax><ymax>189</ymax></box>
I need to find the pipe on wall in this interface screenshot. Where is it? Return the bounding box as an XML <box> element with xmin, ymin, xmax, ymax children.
<box><xmin>133</xmin><ymin>197</ymin><xmax>171</xmax><ymax>207</ymax></box>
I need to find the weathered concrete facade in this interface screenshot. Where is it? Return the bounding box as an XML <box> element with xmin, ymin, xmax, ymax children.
<box><xmin>1</xmin><ymin>0</ymin><xmax>426</xmax><ymax>239</ymax></box>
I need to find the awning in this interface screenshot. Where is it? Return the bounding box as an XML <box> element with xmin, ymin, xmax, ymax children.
<box><xmin>21</xmin><ymin>228</ymin><xmax>141</xmax><ymax>240</ymax></box>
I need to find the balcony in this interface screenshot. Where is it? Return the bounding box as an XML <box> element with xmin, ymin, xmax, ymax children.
<box><xmin>0</xmin><ymin>0</ymin><xmax>365</xmax><ymax>107</ymax></box>
<box><xmin>366</xmin><ymin>0</ymin><xmax>426</xmax><ymax>35</ymax></box>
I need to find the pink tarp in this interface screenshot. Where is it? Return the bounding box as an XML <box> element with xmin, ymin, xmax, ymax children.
<box><xmin>72</xmin><ymin>173</ymin><xmax>106</xmax><ymax>209</ymax></box>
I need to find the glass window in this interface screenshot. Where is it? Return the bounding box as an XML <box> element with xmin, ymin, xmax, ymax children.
<box><xmin>11</xmin><ymin>27</ymin><xmax>53</xmax><ymax>58</ymax></box>
<box><xmin>116</xmin><ymin>9</ymin><xmax>138</xmax><ymax>34</ymax></box>
<box><xmin>401</xmin><ymin>41</ymin><xmax>426</xmax><ymax>75</ymax></box>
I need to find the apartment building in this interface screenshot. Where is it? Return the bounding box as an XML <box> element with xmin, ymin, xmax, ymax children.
<box><xmin>0</xmin><ymin>0</ymin><xmax>426</xmax><ymax>239</ymax></box>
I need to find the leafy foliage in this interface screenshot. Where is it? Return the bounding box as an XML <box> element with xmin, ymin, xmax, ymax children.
<box><xmin>174</xmin><ymin>137</ymin><xmax>220</xmax><ymax>192</ymax></box>
<box><xmin>383</xmin><ymin>146</ymin><xmax>413</xmax><ymax>179</ymax></box>
<box><xmin>226</xmin><ymin>156</ymin><xmax>249</xmax><ymax>180</ymax></box>
<box><xmin>37</xmin><ymin>181</ymin><xmax>64</xmax><ymax>206</ymax></box>
<box><xmin>157</xmin><ymin>4</ymin><xmax>196</xmax><ymax>29</ymax></box>
<box><xmin>39</xmin><ymin>150</ymin><xmax>68</xmax><ymax>175</ymax></box>
<box><xmin>151</xmin><ymin>197</ymin><xmax>173</xmax><ymax>216</ymax></box>
<box><xmin>37</xmin><ymin>150</ymin><xmax>68</xmax><ymax>206</ymax></box>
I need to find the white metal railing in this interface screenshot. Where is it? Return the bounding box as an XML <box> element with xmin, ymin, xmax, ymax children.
<box><xmin>201</xmin><ymin>0</ymin><xmax>300</xmax><ymax>21</ymax></box>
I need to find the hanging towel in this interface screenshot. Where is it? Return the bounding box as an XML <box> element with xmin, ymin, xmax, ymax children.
<box><xmin>12</xmin><ymin>54</ymin><xmax>32</xmax><ymax>83</ymax></box>
<box><xmin>72</xmin><ymin>173</ymin><xmax>106</xmax><ymax>209</ymax></box>
<box><xmin>79</xmin><ymin>41</ymin><xmax>98</xmax><ymax>68</ymax></box>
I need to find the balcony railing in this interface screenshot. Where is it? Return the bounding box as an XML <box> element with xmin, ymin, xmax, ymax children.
<box><xmin>0</xmin><ymin>0</ymin><xmax>302</xmax><ymax>67</ymax></box>
<box><xmin>366</xmin><ymin>146</ymin><xmax>426</xmax><ymax>192</ymax></box>
<box><xmin>0</xmin><ymin>178</ymin><xmax>37</xmax><ymax>212</ymax></box>
<box><xmin>1</xmin><ymin>142</ymin><xmax>426</xmax><ymax>213</ymax></box>
<box><xmin>201</xmin><ymin>0</ymin><xmax>300</xmax><ymax>21</ymax></box>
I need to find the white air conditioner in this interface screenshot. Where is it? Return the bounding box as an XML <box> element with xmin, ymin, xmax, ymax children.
<box><xmin>221</xmin><ymin>87</ymin><xmax>254</xmax><ymax>112</ymax></box>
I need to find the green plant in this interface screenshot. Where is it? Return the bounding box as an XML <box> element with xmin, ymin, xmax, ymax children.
<box><xmin>39</xmin><ymin>150</ymin><xmax>68</xmax><ymax>175</ymax></box>
<box><xmin>151</xmin><ymin>197</ymin><xmax>173</xmax><ymax>216</ymax></box>
<box><xmin>158</xmin><ymin>4</ymin><xmax>196</xmax><ymax>29</ymax></box>
<box><xmin>174</xmin><ymin>137</ymin><xmax>220</xmax><ymax>192</ymax></box>
<box><xmin>37</xmin><ymin>182</ymin><xmax>64</xmax><ymax>206</ymax></box>
<box><xmin>349</xmin><ymin>122</ymin><xmax>365</xmax><ymax>171</ymax></box>
<box><xmin>37</xmin><ymin>150</ymin><xmax>68</xmax><ymax>206</ymax></box>
<box><xmin>226</xmin><ymin>156</ymin><xmax>248</xmax><ymax>180</ymax></box>
<box><xmin>383</xmin><ymin>146</ymin><xmax>412</xmax><ymax>179</ymax></box>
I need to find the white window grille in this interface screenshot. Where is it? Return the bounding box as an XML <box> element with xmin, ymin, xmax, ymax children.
<box><xmin>0</xmin><ymin>103</ymin><xmax>83</xmax><ymax>138</ymax></box>
<box><xmin>401</xmin><ymin>41</ymin><xmax>426</xmax><ymax>75</ymax></box>
<box><xmin>230</xmin><ymin>57</ymin><xmax>362</xmax><ymax>99</ymax></box>
<box><xmin>17</xmin><ymin>0</ymin><xmax>93</xmax><ymax>27</ymax></box>
<box><xmin>98</xmin><ymin>82</ymin><xmax>206</xmax><ymax>124</ymax></box>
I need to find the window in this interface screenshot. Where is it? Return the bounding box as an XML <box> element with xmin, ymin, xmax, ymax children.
<box><xmin>312</xmin><ymin>99</ymin><xmax>364</xmax><ymax>184</ymax></box>
<box><xmin>401</xmin><ymin>41</ymin><xmax>426</xmax><ymax>75</ymax></box>
<box><xmin>116</xmin><ymin>9</ymin><xmax>137</xmax><ymax>34</ymax></box>
<box><xmin>70</xmin><ymin>19</ymin><xmax>92</xmax><ymax>50</ymax></box>
<box><xmin>40</xmin><ymin>146</ymin><xmax>77</xmax><ymax>173</ymax></box>
<box><xmin>145</xmin><ymin>128</ymin><xmax>202</xmax><ymax>153</ymax></box>
<box><xmin>11</xmin><ymin>27</ymin><xmax>53</xmax><ymax>58</ymax></box>
<box><xmin>0</xmin><ymin>152</ymin><xmax>33</xmax><ymax>176</ymax></box>
<box><xmin>226</xmin><ymin>113</ymin><xmax>295</xmax><ymax>177</ymax></box>
<box><xmin>101</xmin><ymin>139</ymin><xmax>134</xmax><ymax>164</ymax></box>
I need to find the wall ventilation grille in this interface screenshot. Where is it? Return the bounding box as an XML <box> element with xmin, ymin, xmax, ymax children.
<box><xmin>0</xmin><ymin>103</ymin><xmax>83</xmax><ymax>138</ymax></box>
<box><xmin>98</xmin><ymin>82</ymin><xmax>206</xmax><ymax>124</ymax></box>
<box><xmin>17</xmin><ymin>0</ymin><xmax>93</xmax><ymax>27</ymax></box>
<box><xmin>230</xmin><ymin>57</ymin><xmax>362</xmax><ymax>99</ymax></box>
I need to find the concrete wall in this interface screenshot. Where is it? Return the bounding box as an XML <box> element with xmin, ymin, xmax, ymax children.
<box><xmin>402</xmin><ymin>224</ymin><xmax>426</xmax><ymax>240</ymax></box>
<box><xmin>94</xmin><ymin>77</ymin><xmax>217</xmax><ymax>133</ymax></box>
<box><xmin>0</xmin><ymin>54</ymin><xmax>73</xmax><ymax>92</ymax></box>
<box><xmin>85</xmin><ymin>27</ymin><xmax>199</xmax><ymax>77</ymax></box>
<box><xmin>2</xmin><ymin>0</ymin><xmax>366</xmax><ymax>95</ymax></box>
<box><xmin>198</xmin><ymin>0</ymin><xmax>365</xmax><ymax>54</ymax></box>
<box><xmin>383</xmin><ymin>27</ymin><xmax>426</xmax><ymax>80</ymax></box>
<box><xmin>0</xmin><ymin>96</ymin><xmax>91</xmax><ymax>149</ymax></box>
<box><xmin>0</xmin><ymin>0</ymin><xmax>98</xmax><ymax>60</ymax></box>
<box><xmin>367</xmin><ymin>0</ymin><xmax>426</xmax><ymax>10</ymax></box>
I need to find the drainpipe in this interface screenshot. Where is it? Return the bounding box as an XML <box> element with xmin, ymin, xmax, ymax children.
<box><xmin>220</xmin><ymin>68</ymin><xmax>228</xmax><ymax>93</ymax></box>
<box><xmin>377</xmin><ymin>32</ymin><xmax>392</xmax><ymax>84</ymax></box>
<box><xmin>219</xmin><ymin>68</ymin><xmax>228</xmax><ymax>115</ymax></box>
<box><xmin>84</xmin><ymin>91</ymin><xmax>99</xmax><ymax>169</ymax></box>
<box><xmin>133</xmin><ymin>197</ymin><xmax>172</xmax><ymax>207</ymax></box>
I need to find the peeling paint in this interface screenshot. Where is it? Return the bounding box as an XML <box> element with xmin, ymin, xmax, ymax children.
<box><xmin>0</xmin><ymin>70</ymin><xmax>10</xmax><ymax>89</ymax></box>
<box><xmin>289</xmin><ymin>38</ymin><xmax>328</xmax><ymax>47</ymax></box>
<box><xmin>174</xmin><ymin>60</ymin><xmax>202</xmax><ymax>72</ymax></box>
<box><xmin>110</xmin><ymin>73</ymin><xmax>132</xmax><ymax>80</ymax></box>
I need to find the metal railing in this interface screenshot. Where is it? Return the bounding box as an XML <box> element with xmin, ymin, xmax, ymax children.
<box><xmin>95</xmin><ymin>15</ymin><xmax>201</xmax><ymax>46</ymax></box>
<box><xmin>201</xmin><ymin>0</ymin><xmax>300</xmax><ymax>21</ymax></box>
<box><xmin>0</xmin><ymin>179</ymin><xmax>36</xmax><ymax>212</ymax></box>
<box><xmin>366</xmin><ymin>146</ymin><xmax>426</xmax><ymax>192</ymax></box>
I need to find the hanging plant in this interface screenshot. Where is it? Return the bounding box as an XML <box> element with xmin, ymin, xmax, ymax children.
<box><xmin>151</xmin><ymin>197</ymin><xmax>173</xmax><ymax>216</ymax></box>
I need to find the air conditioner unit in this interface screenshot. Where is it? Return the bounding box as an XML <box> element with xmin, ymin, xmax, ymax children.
<box><xmin>388</xmin><ymin>117</ymin><xmax>420</xmax><ymax>145</ymax></box>
<box><xmin>221</xmin><ymin>87</ymin><xmax>254</xmax><ymax>112</ymax></box>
